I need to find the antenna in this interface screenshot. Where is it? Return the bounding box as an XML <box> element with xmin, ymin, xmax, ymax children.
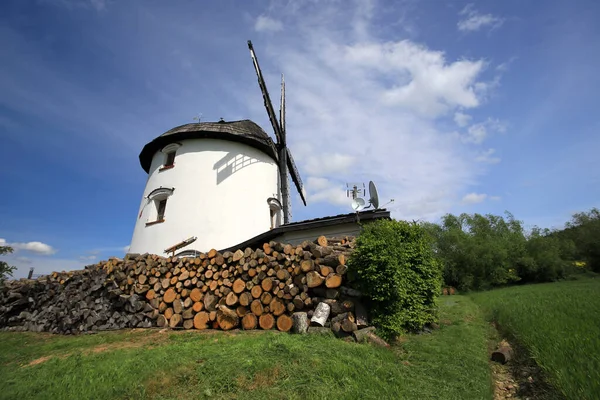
<box><xmin>192</xmin><ymin>113</ymin><xmax>203</xmax><ymax>123</ymax></box>
<box><xmin>368</xmin><ymin>180</ymin><xmax>380</xmax><ymax>209</ymax></box>
<box><xmin>346</xmin><ymin>182</ymin><xmax>365</xmax><ymax>199</ymax></box>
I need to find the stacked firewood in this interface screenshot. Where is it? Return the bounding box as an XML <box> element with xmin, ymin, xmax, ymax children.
<box><xmin>108</xmin><ymin>235</ymin><xmax>359</xmax><ymax>333</ymax></box>
<box><xmin>0</xmin><ymin>236</ymin><xmax>381</xmax><ymax>341</ymax></box>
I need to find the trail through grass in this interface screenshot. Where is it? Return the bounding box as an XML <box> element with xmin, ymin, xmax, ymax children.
<box><xmin>471</xmin><ymin>277</ymin><xmax>600</xmax><ymax>400</ymax></box>
<box><xmin>0</xmin><ymin>295</ymin><xmax>492</xmax><ymax>400</ymax></box>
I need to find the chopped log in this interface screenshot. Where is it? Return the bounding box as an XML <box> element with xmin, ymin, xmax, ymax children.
<box><xmin>261</xmin><ymin>278</ymin><xmax>273</xmax><ymax>292</ymax></box>
<box><xmin>164</xmin><ymin>308</ymin><xmax>174</xmax><ymax>320</ymax></box>
<box><xmin>319</xmin><ymin>266</ymin><xmax>334</xmax><ymax>277</ymax></box>
<box><xmin>239</xmin><ymin>292</ymin><xmax>252</xmax><ymax>306</ymax></box>
<box><xmin>251</xmin><ymin>299</ymin><xmax>264</xmax><ymax>316</ymax></box>
<box><xmin>259</xmin><ymin>313</ymin><xmax>275</xmax><ymax>330</ymax></box>
<box><xmin>491</xmin><ymin>340</ymin><xmax>513</xmax><ymax>364</ymax></box>
<box><xmin>310</xmin><ymin>302</ymin><xmax>331</xmax><ymax>327</ymax></box>
<box><xmin>193</xmin><ymin>311</ymin><xmax>210</xmax><ymax>330</ymax></box>
<box><xmin>169</xmin><ymin>313</ymin><xmax>182</xmax><ymax>328</ymax></box>
<box><xmin>325</xmin><ymin>274</ymin><xmax>342</xmax><ymax>288</ymax></box>
<box><xmin>276</xmin><ymin>314</ymin><xmax>293</xmax><ymax>332</ymax></box>
<box><xmin>352</xmin><ymin>327</ymin><xmax>376</xmax><ymax>342</ymax></box>
<box><xmin>157</xmin><ymin>315</ymin><xmax>167</xmax><ymax>327</ymax></box>
<box><xmin>190</xmin><ymin>288</ymin><xmax>202</xmax><ymax>303</ymax></box>
<box><xmin>336</xmin><ymin>264</ymin><xmax>348</xmax><ymax>275</ymax></box>
<box><xmin>207</xmin><ymin>249</ymin><xmax>217</xmax><ymax>258</ymax></box>
<box><xmin>203</xmin><ymin>293</ymin><xmax>218</xmax><ymax>312</ymax></box>
<box><xmin>262</xmin><ymin>242</ymin><xmax>272</xmax><ymax>255</ymax></box>
<box><xmin>233</xmin><ymin>249</ymin><xmax>244</xmax><ymax>262</ymax></box>
<box><xmin>292</xmin><ymin>312</ymin><xmax>309</xmax><ymax>334</ymax></box>
<box><xmin>314</xmin><ymin>236</ymin><xmax>328</xmax><ymax>247</ymax></box>
<box><xmin>236</xmin><ymin>306</ymin><xmax>247</xmax><ymax>317</ymax></box>
<box><xmin>269</xmin><ymin>297</ymin><xmax>286</xmax><ymax>316</ymax></box>
<box><xmin>163</xmin><ymin>288</ymin><xmax>177</xmax><ymax>303</ymax></box>
<box><xmin>300</xmin><ymin>259</ymin><xmax>314</xmax><ymax>273</ymax></box>
<box><xmin>192</xmin><ymin>301</ymin><xmax>204</xmax><ymax>312</ymax></box>
<box><xmin>341</xmin><ymin>317</ymin><xmax>358</xmax><ymax>332</ymax></box>
<box><xmin>182</xmin><ymin>308</ymin><xmax>194</xmax><ymax>319</ymax></box>
<box><xmin>183</xmin><ymin>319</ymin><xmax>194</xmax><ymax>330</ymax></box>
<box><xmin>173</xmin><ymin>299</ymin><xmax>183</xmax><ymax>314</ymax></box>
<box><xmin>251</xmin><ymin>285</ymin><xmax>263</xmax><ymax>298</ymax></box>
<box><xmin>260</xmin><ymin>291</ymin><xmax>273</xmax><ymax>305</ymax></box>
<box><xmin>365</xmin><ymin>332</ymin><xmax>390</xmax><ymax>348</ymax></box>
<box><xmin>226</xmin><ymin>292</ymin><xmax>238</xmax><ymax>306</ymax></box>
<box><xmin>216</xmin><ymin>306</ymin><xmax>239</xmax><ymax>330</ymax></box>
<box><xmin>306</xmin><ymin>271</ymin><xmax>324</xmax><ymax>288</ymax></box>
<box><xmin>146</xmin><ymin>289</ymin><xmax>156</xmax><ymax>300</ymax></box>
<box><xmin>242</xmin><ymin>313</ymin><xmax>257</xmax><ymax>330</ymax></box>
<box><xmin>233</xmin><ymin>278</ymin><xmax>246</xmax><ymax>294</ymax></box>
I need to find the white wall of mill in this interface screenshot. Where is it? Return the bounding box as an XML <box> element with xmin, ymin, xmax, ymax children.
<box><xmin>129</xmin><ymin>138</ymin><xmax>280</xmax><ymax>255</ymax></box>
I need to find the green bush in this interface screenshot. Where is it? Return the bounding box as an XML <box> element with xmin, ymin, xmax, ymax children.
<box><xmin>347</xmin><ymin>219</ymin><xmax>442</xmax><ymax>340</ymax></box>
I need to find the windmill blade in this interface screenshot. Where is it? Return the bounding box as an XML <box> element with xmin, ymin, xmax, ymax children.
<box><xmin>286</xmin><ymin>147</ymin><xmax>307</xmax><ymax>206</ymax></box>
<box><xmin>247</xmin><ymin>40</ymin><xmax>283</xmax><ymax>145</ymax></box>
<box><xmin>280</xmin><ymin>73</ymin><xmax>286</xmax><ymax>145</ymax></box>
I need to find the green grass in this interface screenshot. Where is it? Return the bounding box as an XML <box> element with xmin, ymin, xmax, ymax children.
<box><xmin>471</xmin><ymin>277</ymin><xmax>600</xmax><ymax>400</ymax></box>
<box><xmin>0</xmin><ymin>295</ymin><xmax>493</xmax><ymax>400</ymax></box>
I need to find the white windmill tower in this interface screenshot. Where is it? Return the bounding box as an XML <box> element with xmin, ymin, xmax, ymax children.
<box><xmin>127</xmin><ymin>41</ymin><xmax>307</xmax><ymax>256</ymax></box>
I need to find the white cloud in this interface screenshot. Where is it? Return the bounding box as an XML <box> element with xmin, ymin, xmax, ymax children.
<box><xmin>490</xmin><ymin>196</ymin><xmax>502</xmax><ymax>201</ymax></box>
<box><xmin>454</xmin><ymin>112</ymin><xmax>472</xmax><ymax>127</ymax></box>
<box><xmin>79</xmin><ymin>255</ymin><xmax>97</xmax><ymax>261</ymax></box>
<box><xmin>344</xmin><ymin>41</ymin><xmax>486</xmax><ymax>117</ymax></box>
<box><xmin>458</xmin><ymin>4</ymin><xmax>504</xmax><ymax>33</ymax></box>
<box><xmin>0</xmin><ymin>238</ymin><xmax>57</xmax><ymax>255</ymax></box>
<box><xmin>462</xmin><ymin>192</ymin><xmax>487</xmax><ymax>204</ymax></box>
<box><xmin>241</xmin><ymin>0</ymin><xmax>504</xmax><ymax>221</ymax></box>
<box><xmin>461</xmin><ymin>118</ymin><xmax>507</xmax><ymax>144</ymax></box>
<box><xmin>254</xmin><ymin>15</ymin><xmax>283</xmax><ymax>32</ymax></box>
<box><xmin>304</xmin><ymin>153</ymin><xmax>354</xmax><ymax>176</ymax></box>
<box><xmin>475</xmin><ymin>148</ymin><xmax>501</xmax><ymax>164</ymax></box>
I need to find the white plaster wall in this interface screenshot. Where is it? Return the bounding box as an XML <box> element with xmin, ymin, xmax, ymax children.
<box><xmin>129</xmin><ymin>138</ymin><xmax>280</xmax><ymax>255</ymax></box>
<box><xmin>274</xmin><ymin>223</ymin><xmax>362</xmax><ymax>246</ymax></box>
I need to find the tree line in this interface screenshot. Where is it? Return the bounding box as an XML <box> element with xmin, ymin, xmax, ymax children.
<box><xmin>420</xmin><ymin>208</ymin><xmax>600</xmax><ymax>292</ymax></box>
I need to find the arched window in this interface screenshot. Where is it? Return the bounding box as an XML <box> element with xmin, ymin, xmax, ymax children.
<box><xmin>145</xmin><ymin>187</ymin><xmax>175</xmax><ymax>226</ymax></box>
<box><xmin>267</xmin><ymin>197</ymin><xmax>282</xmax><ymax>229</ymax></box>
<box><xmin>159</xmin><ymin>143</ymin><xmax>181</xmax><ymax>171</ymax></box>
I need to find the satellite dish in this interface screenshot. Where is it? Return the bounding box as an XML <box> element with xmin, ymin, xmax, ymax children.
<box><xmin>369</xmin><ymin>181</ymin><xmax>380</xmax><ymax>209</ymax></box>
<box><xmin>351</xmin><ymin>197</ymin><xmax>366</xmax><ymax>211</ymax></box>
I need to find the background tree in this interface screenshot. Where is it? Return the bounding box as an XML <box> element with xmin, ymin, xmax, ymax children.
<box><xmin>0</xmin><ymin>245</ymin><xmax>17</xmax><ymax>284</ymax></box>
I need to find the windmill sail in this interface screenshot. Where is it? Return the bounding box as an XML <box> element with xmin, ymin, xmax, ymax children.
<box><xmin>247</xmin><ymin>40</ymin><xmax>307</xmax><ymax>224</ymax></box>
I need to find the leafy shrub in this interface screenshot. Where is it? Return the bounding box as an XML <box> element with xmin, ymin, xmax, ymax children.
<box><xmin>347</xmin><ymin>219</ymin><xmax>442</xmax><ymax>340</ymax></box>
<box><xmin>0</xmin><ymin>245</ymin><xmax>16</xmax><ymax>284</ymax></box>
<box><xmin>422</xmin><ymin>212</ymin><xmax>578</xmax><ymax>291</ymax></box>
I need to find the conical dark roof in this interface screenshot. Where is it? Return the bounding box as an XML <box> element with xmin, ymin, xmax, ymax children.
<box><xmin>139</xmin><ymin>119</ymin><xmax>278</xmax><ymax>173</ymax></box>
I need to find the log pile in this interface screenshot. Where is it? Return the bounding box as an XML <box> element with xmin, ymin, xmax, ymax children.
<box><xmin>0</xmin><ymin>236</ymin><xmax>381</xmax><ymax>341</ymax></box>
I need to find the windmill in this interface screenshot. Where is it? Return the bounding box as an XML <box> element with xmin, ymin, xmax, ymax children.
<box><xmin>247</xmin><ymin>40</ymin><xmax>307</xmax><ymax>224</ymax></box>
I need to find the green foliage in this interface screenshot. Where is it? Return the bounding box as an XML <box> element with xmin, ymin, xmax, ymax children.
<box><xmin>422</xmin><ymin>212</ymin><xmax>577</xmax><ymax>291</ymax></box>
<box><xmin>471</xmin><ymin>278</ymin><xmax>600</xmax><ymax>399</ymax></box>
<box><xmin>558</xmin><ymin>207</ymin><xmax>600</xmax><ymax>272</ymax></box>
<box><xmin>0</xmin><ymin>245</ymin><xmax>16</xmax><ymax>284</ymax></box>
<box><xmin>0</xmin><ymin>296</ymin><xmax>493</xmax><ymax>400</ymax></box>
<box><xmin>347</xmin><ymin>219</ymin><xmax>442</xmax><ymax>339</ymax></box>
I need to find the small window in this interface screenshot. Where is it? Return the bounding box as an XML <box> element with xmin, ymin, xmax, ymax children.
<box><xmin>157</xmin><ymin>199</ymin><xmax>167</xmax><ymax>221</ymax></box>
<box><xmin>165</xmin><ymin>151</ymin><xmax>176</xmax><ymax>167</ymax></box>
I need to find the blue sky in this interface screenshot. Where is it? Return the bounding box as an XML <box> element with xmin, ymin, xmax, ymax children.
<box><xmin>1</xmin><ymin>0</ymin><xmax>599</xmax><ymax>278</ymax></box>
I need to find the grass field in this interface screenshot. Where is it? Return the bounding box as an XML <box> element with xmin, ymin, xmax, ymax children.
<box><xmin>0</xmin><ymin>295</ymin><xmax>493</xmax><ymax>400</ymax></box>
<box><xmin>471</xmin><ymin>277</ymin><xmax>600</xmax><ymax>400</ymax></box>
